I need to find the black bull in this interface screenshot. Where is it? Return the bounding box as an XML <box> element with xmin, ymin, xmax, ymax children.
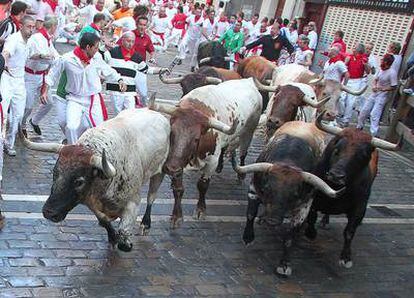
<box><xmin>197</xmin><ymin>41</ymin><xmax>230</xmax><ymax>69</ymax></box>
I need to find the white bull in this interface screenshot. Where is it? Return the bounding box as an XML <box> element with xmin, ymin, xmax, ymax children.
<box><xmin>150</xmin><ymin>78</ymin><xmax>263</xmax><ymax>227</ymax></box>
<box><xmin>20</xmin><ymin>108</ymin><xmax>170</xmax><ymax>251</ymax></box>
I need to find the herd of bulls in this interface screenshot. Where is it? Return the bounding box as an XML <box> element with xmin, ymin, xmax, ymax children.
<box><xmin>19</xmin><ymin>42</ymin><xmax>401</xmax><ymax>277</ymax></box>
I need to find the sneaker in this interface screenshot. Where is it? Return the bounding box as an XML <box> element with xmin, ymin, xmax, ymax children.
<box><xmin>30</xmin><ymin>119</ymin><xmax>42</xmax><ymax>135</ymax></box>
<box><xmin>403</xmin><ymin>88</ymin><xmax>414</xmax><ymax>96</ymax></box>
<box><xmin>4</xmin><ymin>146</ymin><xmax>16</xmax><ymax>157</ymax></box>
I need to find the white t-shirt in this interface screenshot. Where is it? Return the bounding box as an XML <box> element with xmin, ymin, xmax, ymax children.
<box><xmin>26</xmin><ymin>32</ymin><xmax>59</xmax><ymax>72</ymax></box>
<box><xmin>375</xmin><ymin>68</ymin><xmax>398</xmax><ymax>94</ymax></box>
<box><xmin>151</xmin><ymin>16</ymin><xmax>169</xmax><ymax>34</ymax></box>
<box><xmin>112</xmin><ymin>16</ymin><xmax>136</xmax><ymax>31</ymax></box>
<box><xmin>216</xmin><ymin>20</ymin><xmax>229</xmax><ymax>38</ymax></box>
<box><xmin>166</xmin><ymin>7</ymin><xmax>177</xmax><ymax>22</ymax></box>
<box><xmin>323</xmin><ymin>60</ymin><xmax>348</xmax><ymax>83</ymax></box>
<box><xmin>200</xmin><ymin>18</ymin><xmax>217</xmax><ymax>42</ymax></box>
<box><xmin>308</xmin><ymin>30</ymin><xmax>318</xmax><ymax>50</ymax></box>
<box><xmin>79</xmin><ymin>5</ymin><xmax>113</xmax><ymax>25</ymax></box>
<box><xmin>294</xmin><ymin>48</ymin><xmax>313</xmax><ymax>69</ymax></box>
<box><xmin>186</xmin><ymin>15</ymin><xmax>204</xmax><ymax>39</ymax></box>
<box><xmin>3</xmin><ymin>31</ymin><xmax>29</xmax><ymax>78</ymax></box>
<box><xmin>288</xmin><ymin>30</ymin><xmax>298</xmax><ymax>45</ymax></box>
<box><xmin>391</xmin><ymin>54</ymin><xmax>402</xmax><ymax>74</ymax></box>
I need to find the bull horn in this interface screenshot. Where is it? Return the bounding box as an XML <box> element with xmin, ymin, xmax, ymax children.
<box><xmin>199</xmin><ymin>57</ymin><xmax>212</xmax><ymax>64</ymax></box>
<box><xmin>159</xmin><ymin>72</ymin><xmax>183</xmax><ymax>84</ymax></box>
<box><xmin>147</xmin><ymin>92</ymin><xmax>156</xmax><ymax>108</ymax></box>
<box><xmin>231</xmin><ymin>157</ymin><xmax>273</xmax><ymax>174</ymax></box>
<box><xmin>309</xmin><ymin>76</ymin><xmax>324</xmax><ymax>85</ymax></box>
<box><xmin>300</xmin><ymin>172</ymin><xmax>344</xmax><ymax>198</ymax></box>
<box><xmin>150</xmin><ymin>102</ymin><xmax>178</xmax><ymax>115</ymax></box>
<box><xmin>205</xmin><ymin>76</ymin><xmax>222</xmax><ymax>84</ymax></box>
<box><xmin>208</xmin><ymin>117</ymin><xmax>239</xmax><ymax>135</ymax></box>
<box><xmin>253</xmin><ymin>77</ymin><xmax>278</xmax><ymax>92</ymax></box>
<box><xmin>371</xmin><ymin>135</ymin><xmax>402</xmax><ymax>151</ymax></box>
<box><xmin>302</xmin><ymin>95</ymin><xmax>331</xmax><ymax>108</ymax></box>
<box><xmin>315</xmin><ymin>111</ymin><xmax>343</xmax><ymax>135</ymax></box>
<box><xmin>90</xmin><ymin>149</ymin><xmax>116</xmax><ymax>179</ymax></box>
<box><xmin>265</xmin><ymin>79</ymin><xmax>272</xmax><ymax>85</ymax></box>
<box><xmin>19</xmin><ymin>124</ymin><xmax>63</xmax><ymax>153</ymax></box>
<box><xmin>341</xmin><ymin>83</ymin><xmax>368</xmax><ymax>95</ymax></box>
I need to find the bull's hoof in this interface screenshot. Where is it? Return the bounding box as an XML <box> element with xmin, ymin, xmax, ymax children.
<box><xmin>242</xmin><ymin>230</ymin><xmax>255</xmax><ymax>246</ymax></box>
<box><xmin>170</xmin><ymin>216</ymin><xmax>183</xmax><ymax>229</ymax></box>
<box><xmin>339</xmin><ymin>259</ymin><xmax>353</xmax><ymax>268</ymax></box>
<box><xmin>193</xmin><ymin>208</ymin><xmax>206</xmax><ymax>220</ymax></box>
<box><xmin>275</xmin><ymin>265</ymin><xmax>292</xmax><ymax>277</ymax></box>
<box><xmin>140</xmin><ymin>223</ymin><xmax>150</xmax><ymax>236</ymax></box>
<box><xmin>305</xmin><ymin>227</ymin><xmax>317</xmax><ymax>240</ymax></box>
<box><xmin>0</xmin><ymin>213</ymin><xmax>5</xmax><ymax>231</ymax></box>
<box><xmin>117</xmin><ymin>240</ymin><xmax>133</xmax><ymax>252</ymax></box>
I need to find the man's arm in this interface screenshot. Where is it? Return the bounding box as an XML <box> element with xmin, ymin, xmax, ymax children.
<box><xmin>245</xmin><ymin>36</ymin><xmax>264</xmax><ymax>50</ymax></box>
<box><xmin>283</xmin><ymin>36</ymin><xmax>294</xmax><ymax>54</ymax></box>
<box><xmin>234</xmin><ymin>33</ymin><xmax>244</xmax><ymax>53</ymax></box>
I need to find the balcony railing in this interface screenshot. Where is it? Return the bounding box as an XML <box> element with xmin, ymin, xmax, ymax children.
<box><xmin>328</xmin><ymin>0</ymin><xmax>414</xmax><ymax>13</ymax></box>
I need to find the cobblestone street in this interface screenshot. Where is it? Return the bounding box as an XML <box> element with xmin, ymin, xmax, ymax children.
<box><xmin>0</xmin><ymin>46</ymin><xmax>414</xmax><ymax>297</ymax></box>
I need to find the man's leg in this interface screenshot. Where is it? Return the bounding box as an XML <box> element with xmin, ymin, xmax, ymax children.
<box><xmin>357</xmin><ymin>94</ymin><xmax>375</xmax><ymax>129</ymax></box>
<box><xmin>342</xmin><ymin>79</ymin><xmax>362</xmax><ymax>126</ymax></box>
<box><xmin>5</xmin><ymin>83</ymin><xmax>26</xmax><ymax>152</ymax></box>
<box><xmin>369</xmin><ymin>93</ymin><xmax>388</xmax><ymax>137</ymax></box>
<box><xmin>136</xmin><ymin>73</ymin><xmax>148</xmax><ymax>106</ymax></box>
<box><xmin>22</xmin><ymin>73</ymin><xmax>41</xmax><ymax>131</ymax></box>
<box><xmin>189</xmin><ymin>38</ymin><xmax>200</xmax><ymax>69</ymax></box>
<box><xmin>31</xmin><ymin>87</ymin><xmax>54</xmax><ymax>129</ymax></box>
<box><xmin>66</xmin><ymin>101</ymin><xmax>85</xmax><ymax>145</ymax></box>
<box><xmin>111</xmin><ymin>95</ymin><xmax>123</xmax><ymax>115</ymax></box>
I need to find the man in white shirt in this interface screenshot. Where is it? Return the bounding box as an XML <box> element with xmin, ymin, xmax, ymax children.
<box><xmin>150</xmin><ymin>6</ymin><xmax>169</xmax><ymax>50</ymax></box>
<box><xmin>200</xmin><ymin>9</ymin><xmax>217</xmax><ymax>43</ymax></box>
<box><xmin>22</xmin><ymin>15</ymin><xmax>60</xmax><ymax>137</ymax></box>
<box><xmin>357</xmin><ymin>54</ymin><xmax>397</xmax><ymax>136</ymax></box>
<box><xmin>41</xmin><ymin>32</ymin><xmax>127</xmax><ymax>144</ymax></box>
<box><xmin>165</xmin><ymin>1</ymin><xmax>177</xmax><ymax>22</ymax></box>
<box><xmin>78</xmin><ymin>0</ymin><xmax>113</xmax><ymax>26</ymax></box>
<box><xmin>307</xmin><ymin>21</ymin><xmax>318</xmax><ymax>50</ymax></box>
<box><xmin>323</xmin><ymin>46</ymin><xmax>348</xmax><ymax>83</ymax></box>
<box><xmin>294</xmin><ymin>35</ymin><xmax>313</xmax><ymax>69</ymax></box>
<box><xmin>243</xmin><ymin>13</ymin><xmax>260</xmax><ymax>44</ymax></box>
<box><xmin>0</xmin><ymin>16</ymin><xmax>35</xmax><ymax>159</ymax></box>
<box><xmin>177</xmin><ymin>6</ymin><xmax>203</xmax><ymax>71</ymax></box>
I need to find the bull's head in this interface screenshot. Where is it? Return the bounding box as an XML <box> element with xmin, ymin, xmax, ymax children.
<box><xmin>263</xmin><ymin>82</ymin><xmax>330</xmax><ymax>139</ymax></box>
<box><xmin>232</xmin><ymin>157</ymin><xmax>343</xmax><ymax>223</ymax></box>
<box><xmin>159</xmin><ymin>71</ymin><xmax>222</xmax><ymax>96</ymax></box>
<box><xmin>309</xmin><ymin>77</ymin><xmax>368</xmax><ymax>121</ymax></box>
<box><xmin>149</xmin><ymin>101</ymin><xmax>238</xmax><ymax>175</ymax></box>
<box><xmin>19</xmin><ymin>130</ymin><xmax>116</xmax><ymax>222</ymax></box>
<box><xmin>315</xmin><ymin>111</ymin><xmax>401</xmax><ymax>187</ymax></box>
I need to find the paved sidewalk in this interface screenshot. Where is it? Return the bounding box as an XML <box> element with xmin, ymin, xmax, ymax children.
<box><xmin>0</xmin><ymin>45</ymin><xmax>414</xmax><ymax>297</ymax></box>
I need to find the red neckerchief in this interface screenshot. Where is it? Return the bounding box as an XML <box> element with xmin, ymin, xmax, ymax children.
<box><xmin>73</xmin><ymin>46</ymin><xmax>91</xmax><ymax>65</ymax></box>
<box><xmin>120</xmin><ymin>7</ymin><xmax>130</xmax><ymax>13</ymax></box>
<box><xmin>219</xmin><ymin>16</ymin><xmax>227</xmax><ymax>22</ymax></box>
<box><xmin>209</xmin><ymin>18</ymin><xmax>214</xmax><ymax>25</ymax></box>
<box><xmin>120</xmin><ymin>45</ymin><xmax>134</xmax><ymax>61</ymax></box>
<box><xmin>328</xmin><ymin>55</ymin><xmax>343</xmax><ymax>64</ymax></box>
<box><xmin>301</xmin><ymin>45</ymin><xmax>310</xmax><ymax>51</ymax></box>
<box><xmin>38</xmin><ymin>27</ymin><xmax>51</xmax><ymax>46</ymax></box>
<box><xmin>44</xmin><ymin>0</ymin><xmax>58</xmax><ymax>13</ymax></box>
<box><xmin>195</xmin><ymin>15</ymin><xmax>201</xmax><ymax>23</ymax></box>
<box><xmin>10</xmin><ymin>15</ymin><xmax>21</xmax><ymax>30</ymax></box>
<box><xmin>90</xmin><ymin>23</ymin><xmax>100</xmax><ymax>32</ymax></box>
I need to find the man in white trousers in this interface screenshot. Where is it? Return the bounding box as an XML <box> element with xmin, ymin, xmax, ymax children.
<box><xmin>176</xmin><ymin>6</ymin><xmax>203</xmax><ymax>72</ymax></box>
<box><xmin>0</xmin><ymin>16</ymin><xmax>35</xmax><ymax>191</ymax></box>
<box><xmin>41</xmin><ymin>32</ymin><xmax>127</xmax><ymax>145</ymax></box>
<box><xmin>1</xmin><ymin>15</ymin><xmax>35</xmax><ymax>158</ymax></box>
<box><xmin>357</xmin><ymin>54</ymin><xmax>397</xmax><ymax>137</ymax></box>
<box><xmin>22</xmin><ymin>15</ymin><xmax>60</xmax><ymax>137</ymax></box>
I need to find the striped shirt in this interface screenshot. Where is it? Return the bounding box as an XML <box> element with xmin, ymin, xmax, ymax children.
<box><xmin>104</xmin><ymin>46</ymin><xmax>150</xmax><ymax>95</ymax></box>
<box><xmin>0</xmin><ymin>16</ymin><xmax>19</xmax><ymax>52</ymax></box>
